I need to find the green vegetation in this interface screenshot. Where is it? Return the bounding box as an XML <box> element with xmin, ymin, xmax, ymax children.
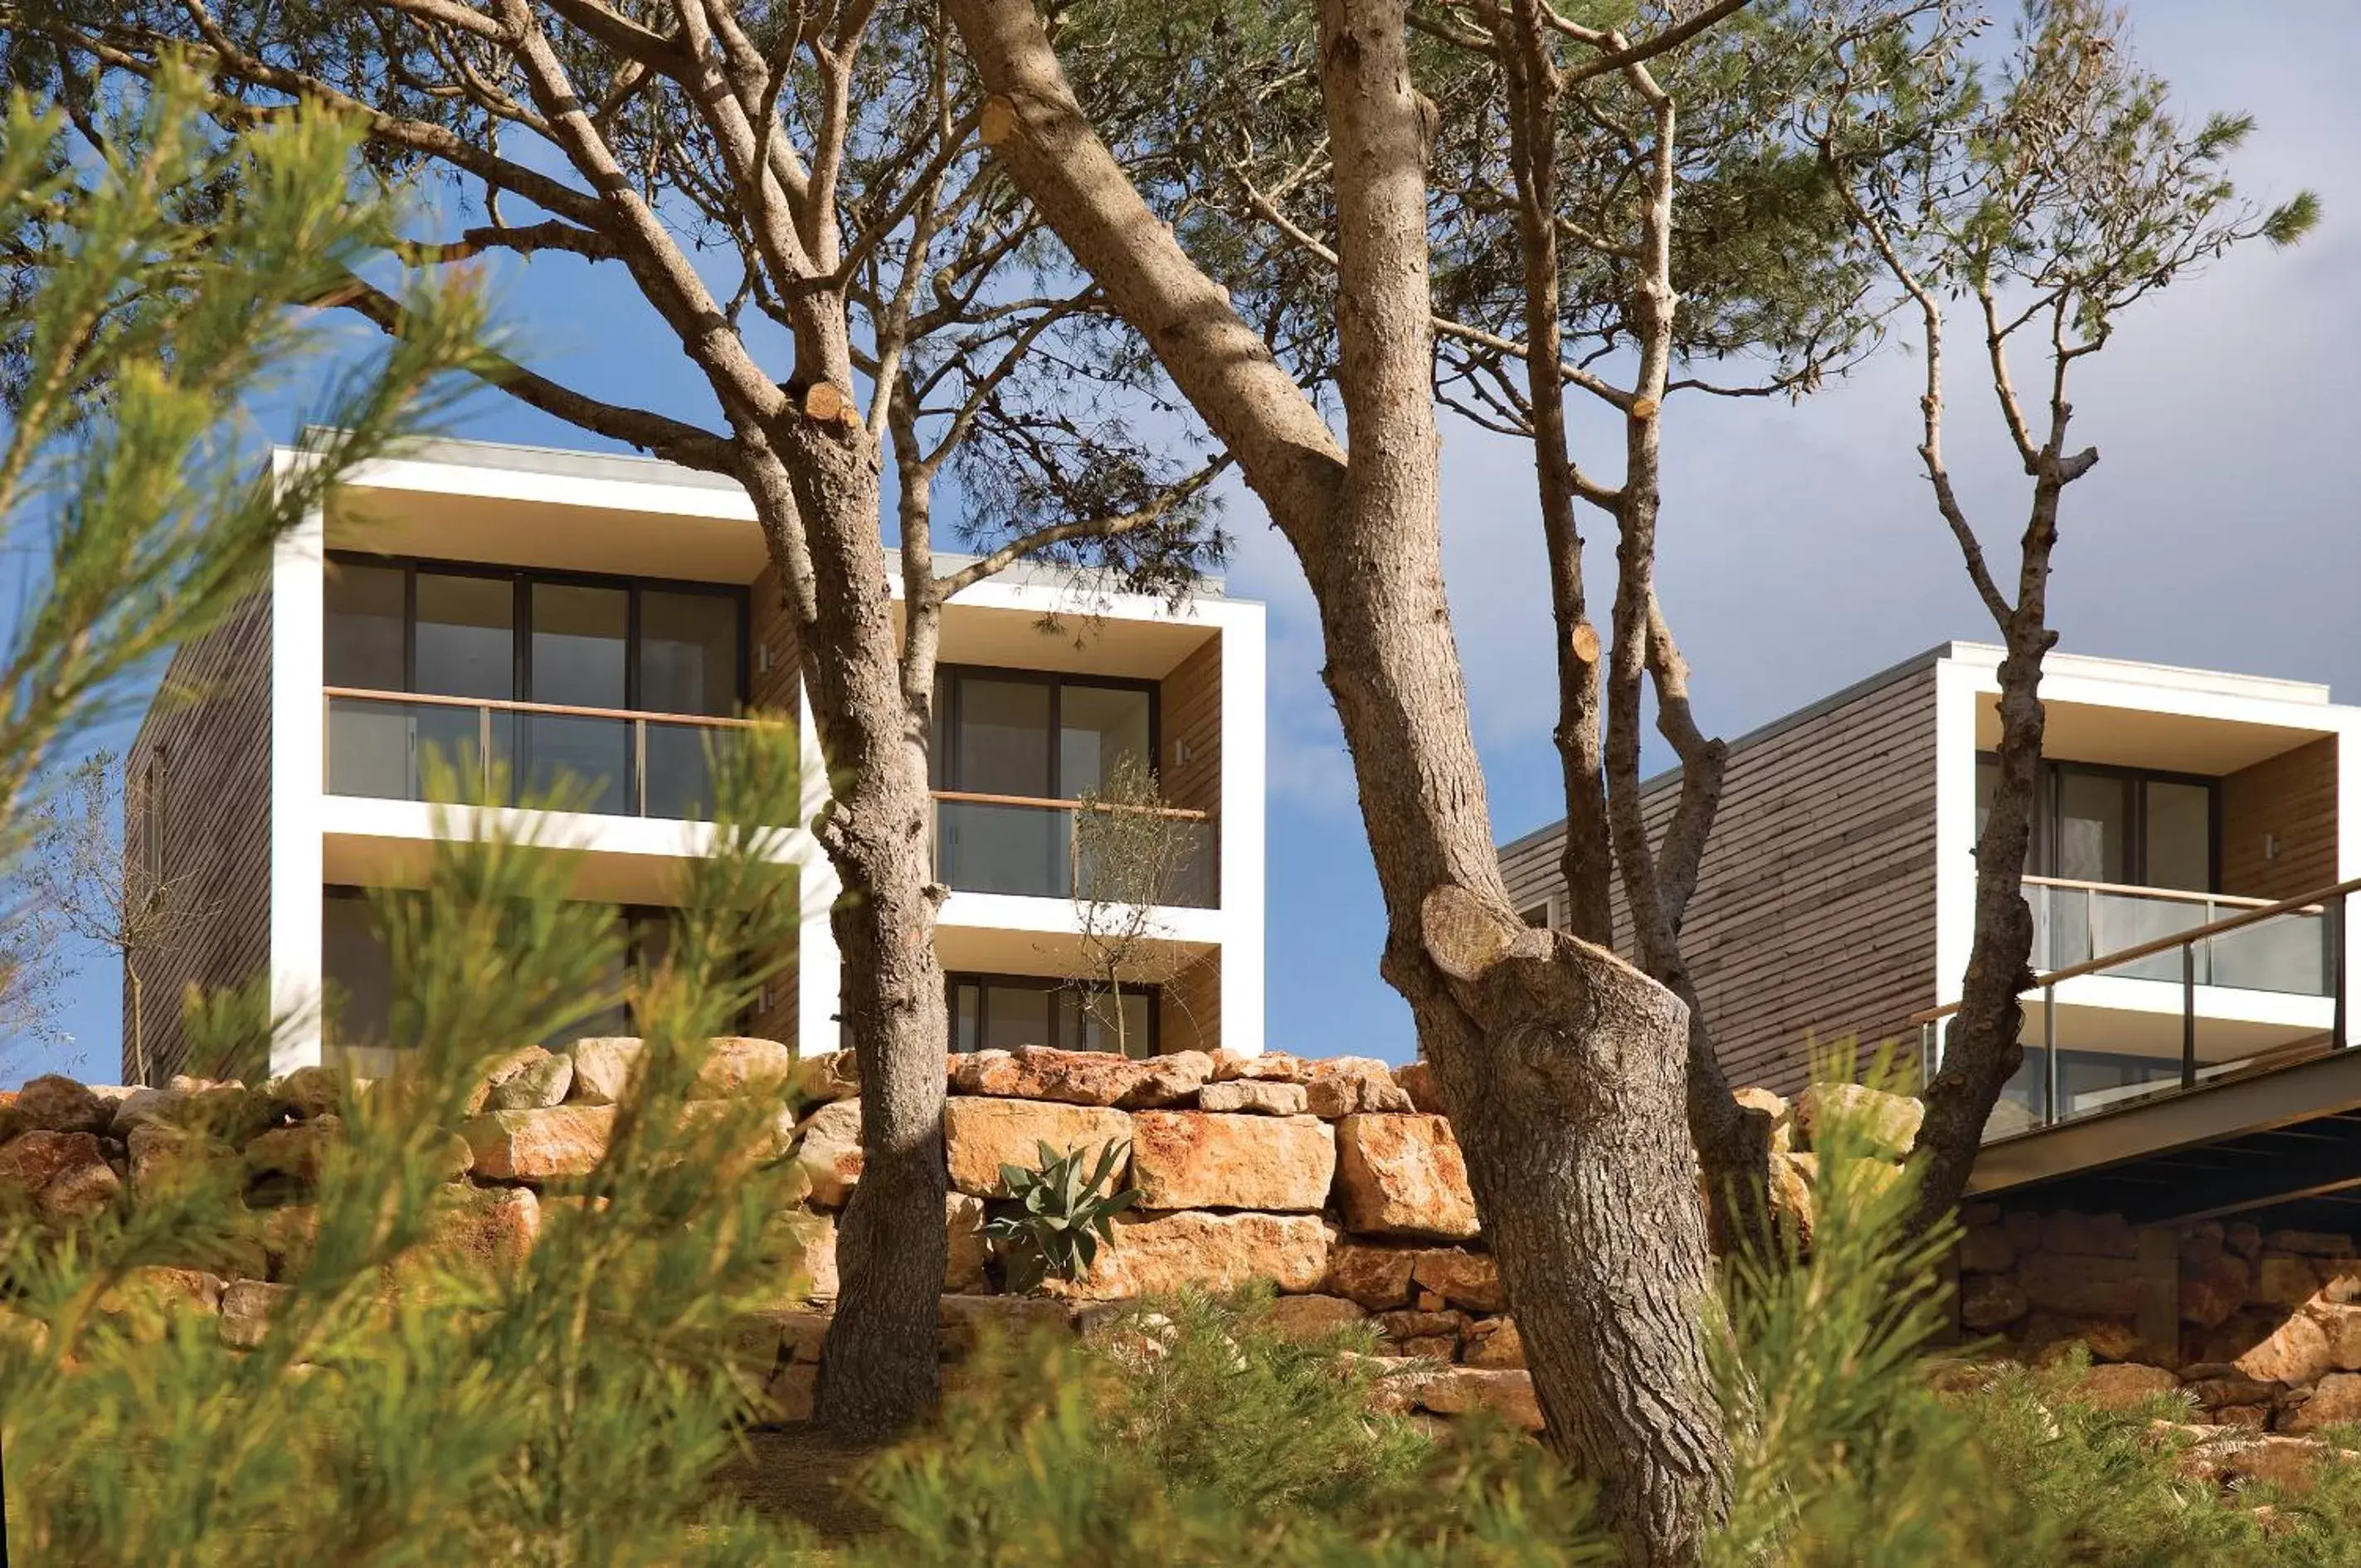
<box><xmin>983</xmin><ymin>1139</ymin><xmax>1142</xmax><ymax>1294</ymax></box>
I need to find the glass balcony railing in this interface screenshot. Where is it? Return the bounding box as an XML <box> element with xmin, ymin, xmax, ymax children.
<box><xmin>932</xmin><ymin>791</ymin><xmax>1217</xmax><ymax>908</ymax></box>
<box><xmin>1915</xmin><ymin>875</ymin><xmax>2353</xmax><ymax>1142</ymax></box>
<box><xmin>324</xmin><ymin>688</ymin><xmax>747</xmax><ymax>819</ymax></box>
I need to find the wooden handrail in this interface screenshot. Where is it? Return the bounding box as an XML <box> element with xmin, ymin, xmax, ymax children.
<box><xmin>324</xmin><ymin>685</ymin><xmax>758</xmax><ymax>729</ymax></box>
<box><xmin>2021</xmin><ymin>874</ymin><xmax>2305</xmax><ymax>913</ymax></box>
<box><xmin>931</xmin><ymin>787</ymin><xmax>1212</xmax><ymax>822</ymax></box>
<box><xmin>1907</xmin><ymin>874</ymin><xmax>2361</xmax><ymax>1026</ymax></box>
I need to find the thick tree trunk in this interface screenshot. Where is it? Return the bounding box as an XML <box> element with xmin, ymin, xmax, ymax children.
<box><xmin>946</xmin><ymin>2</ymin><xmax>1733</xmax><ymax>1557</ymax></box>
<box><xmin>742</xmin><ymin>426</ymin><xmax>951</xmax><ymax>1439</ymax></box>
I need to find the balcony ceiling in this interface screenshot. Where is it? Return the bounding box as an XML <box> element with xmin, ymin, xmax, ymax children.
<box><xmin>1975</xmin><ymin>694</ymin><xmax>2328</xmax><ymax>775</ymax></box>
<box><xmin>328</xmin><ymin>489</ymin><xmax>766</xmax><ymax>584</ymax></box>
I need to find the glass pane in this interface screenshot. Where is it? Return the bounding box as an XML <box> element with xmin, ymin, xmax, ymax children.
<box><xmin>644</xmin><ymin>723</ymin><xmax>716</xmax><ymax>820</ymax></box>
<box><xmin>323</xmin><ymin>893</ymin><xmax>395</xmax><ymax>1049</ymax></box>
<box><xmin>640</xmin><ymin>590</ymin><xmax>739</xmax><ymax>716</ymax></box>
<box><xmin>1059</xmin><ymin>684</ymin><xmax>1151</xmax><ymax>796</ymax></box>
<box><xmin>2144</xmin><ymin>781</ymin><xmax>2213</xmax><ymax>893</ymax></box>
<box><xmin>936</xmin><ymin>799</ymin><xmax>1068</xmax><ymax>898</ymax></box>
<box><xmin>2211</xmin><ymin>912</ymin><xmax>2329</xmax><ymax>995</ymax></box>
<box><xmin>953</xmin><ymin>677</ymin><xmax>1052</xmax><ymax>797</ymax></box>
<box><xmin>2089</xmin><ymin>889</ymin><xmax>2208</xmax><ymax>983</ymax></box>
<box><xmin>981</xmin><ymin>982</ymin><xmax>1053</xmax><ymax>1050</ymax></box>
<box><xmin>324</xmin><ymin>562</ymin><xmax>405</xmax><ymax>689</ymax></box>
<box><xmin>2056</xmin><ymin>770</ymin><xmax>2131</xmax><ymax>884</ymax></box>
<box><xmin>523</xmin><ymin>713</ymin><xmax>627</xmax><ymax>813</ymax></box>
<box><xmin>1974</xmin><ymin>757</ymin><xmax>1998</xmax><ymax>840</ymax></box>
<box><xmin>414</xmin><ymin>572</ymin><xmax>514</xmax><ymax>699</ymax></box>
<box><xmin>530</xmin><ymin>583</ymin><xmax>627</xmax><ymax>708</ymax></box>
<box><xmin>569</xmin><ymin>912</ymin><xmax>631</xmax><ymax>1043</ymax></box>
<box><xmin>951</xmin><ymin>981</ymin><xmax>981</xmax><ymax>1053</ymax></box>
<box><xmin>1070</xmin><ymin>988</ymin><xmax>1153</xmax><ymax>1058</ymax></box>
<box><xmin>326</xmin><ymin>698</ymin><xmax>411</xmax><ymax>799</ymax></box>
<box><xmin>411</xmin><ymin>703</ymin><xmax>510</xmax><ymax>802</ymax></box>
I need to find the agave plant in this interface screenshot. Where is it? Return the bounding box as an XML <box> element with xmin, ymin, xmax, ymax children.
<box><xmin>985</xmin><ymin>1139</ymin><xmax>1142</xmax><ymax>1294</ymax></box>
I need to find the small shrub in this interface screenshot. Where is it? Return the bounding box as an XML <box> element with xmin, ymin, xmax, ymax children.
<box><xmin>983</xmin><ymin>1139</ymin><xmax>1141</xmax><ymax>1293</ymax></box>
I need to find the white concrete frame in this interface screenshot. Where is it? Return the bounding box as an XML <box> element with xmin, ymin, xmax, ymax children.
<box><xmin>259</xmin><ymin>437</ymin><xmax>1267</xmax><ymax>1068</ymax></box>
<box><xmin>1928</xmin><ymin>643</ymin><xmax>2361</xmax><ymax>1074</ymax></box>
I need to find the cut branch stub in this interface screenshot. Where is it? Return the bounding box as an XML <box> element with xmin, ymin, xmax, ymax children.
<box><xmin>801</xmin><ymin>381</ymin><xmax>862</xmax><ymax>433</ymax></box>
<box><xmin>1420</xmin><ymin>883</ymin><xmax>1530</xmax><ymax>982</ymax></box>
<box><xmin>1570</xmin><ymin>622</ymin><xmax>1601</xmax><ymax>665</ymax></box>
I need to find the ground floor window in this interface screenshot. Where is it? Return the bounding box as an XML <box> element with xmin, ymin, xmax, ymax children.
<box><xmin>946</xmin><ymin>971</ymin><xmax>1159</xmax><ymax>1059</ymax></box>
<box><xmin>322</xmin><ymin>887</ymin><xmax>685</xmax><ymax>1050</ymax></box>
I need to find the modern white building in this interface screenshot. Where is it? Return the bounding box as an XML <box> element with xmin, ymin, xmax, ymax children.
<box><xmin>1502</xmin><ymin>641</ymin><xmax>2361</xmax><ymax>1155</ymax></box>
<box><xmin>126</xmin><ymin>436</ymin><xmax>1266</xmax><ymax>1081</ymax></box>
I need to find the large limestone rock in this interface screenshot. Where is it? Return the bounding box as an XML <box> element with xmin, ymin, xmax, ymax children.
<box><xmin>1197</xmin><ymin>1080</ymin><xmax>1308</xmax><ymax>1117</ymax></box>
<box><xmin>939</xmin><ymin>1293</ymin><xmax>1079</xmax><ymax>1355</ymax></box>
<box><xmin>566</xmin><ymin>1038</ymin><xmax>643</xmax><ymax>1106</ymax></box>
<box><xmin>2285</xmin><ymin>1371</ymin><xmax>2361</xmax><ymax>1435</ymax></box>
<box><xmin>792</xmin><ymin>1098</ymin><xmax>864</xmax><ymax>1207</ymax></box>
<box><xmin>946</xmin><ymin>1192</ymin><xmax>989</xmax><ymax>1293</ymax></box>
<box><xmin>0</xmin><ymin>1129</ymin><xmax>119</xmax><ymax>1219</ymax></box>
<box><xmin>426</xmin><ymin>1186</ymin><xmax>542</xmax><ymax>1280</ymax></box>
<box><xmin>1959</xmin><ymin>1273</ymin><xmax>2031</xmax><ymax>1332</ymax></box>
<box><xmin>2181</xmin><ymin>1248</ymin><xmax>2252</xmax><ymax>1329</ymax></box>
<box><xmin>1418</xmin><ymin>1367</ymin><xmax>1544</xmax><ymax>1430</ymax></box>
<box><xmin>265</xmin><ymin>1067</ymin><xmax>344</xmax><ymax>1122</ymax></box>
<box><xmin>96</xmin><ymin>1266</ymin><xmax>226</xmax><ymax>1340</ymax></box>
<box><xmin>1732</xmin><ymin>1086</ymin><xmax>1792</xmax><ymax>1154</ymax></box>
<box><xmin>768</xmin><ymin>1212</ymin><xmax>838</xmax><ymax>1303</ymax></box>
<box><xmin>107</xmin><ymin>1086</ymin><xmax>186</xmax><ymax>1139</ymax></box>
<box><xmin>1266</xmin><ymin>1293</ymin><xmax>1366</xmax><ymax>1342</ymax></box>
<box><xmin>1793</xmin><ymin>1082</ymin><xmax>1922</xmax><ymax>1159</ymax></box>
<box><xmin>1394</xmin><ymin>1060</ymin><xmax>1446</xmax><ymax>1115</ymax></box>
<box><xmin>2251</xmin><ymin>1254</ymin><xmax>2323</xmax><ymax>1308</ymax></box>
<box><xmin>1323</xmin><ymin>1241</ymin><xmax>1419</xmax><ymax>1309</ymax></box>
<box><xmin>13</xmin><ymin>1075</ymin><xmax>110</xmax><ymax>1135</ymax></box>
<box><xmin>245</xmin><ymin>1117</ymin><xmax>342</xmax><ymax>1185</ymax></box>
<box><xmin>1064</xmin><ymin>1211</ymin><xmax>1331</xmax><ymax>1300</ymax></box>
<box><xmin>2320</xmin><ymin>1303</ymin><xmax>2361</xmax><ymax>1371</ymax></box>
<box><xmin>790</xmin><ymin>1049</ymin><xmax>861</xmax><ymax>1108</ymax></box>
<box><xmin>460</xmin><ymin>1107</ymin><xmax>616</xmax><ymax>1181</ymax></box>
<box><xmin>2041</xmin><ymin>1210</ymin><xmax>2140</xmax><ymax>1259</ymax></box>
<box><xmin>1127</xmin><ymin>1111</ymin><xmax>1335</xmax><ymax>1212</ymax></box>
<box><xmin>218</xmin><ymin>1279</ymin><xmax>288</xmax><ymax>1350</ymax></box>
<box><xmin>2238</xmin><ymin>1312</ymin><xmax>2335</xmax><ymax>1385</ymax></box>
<box><xmin>1303</xmin><ymin>1059</ymin><xmax>1414</xmax><ymax>1118</ymax></box>
<box><xmin>1412</xmin><ymin>1248</ymin><xmax>1505</xmax><ymax>1312</ymax></box>
<box><xmin>1334</xmin><ymin>1114</ymin><xmax>1478</xmax><ymax>1240</ymax></box>
<box><xmin>694</xmin><ymin>1038</ymin><xmax>795</xmax><ymax>1098</ymax></box>
<box><xmin>470</xmin><ymin>1046</ymin><xmax>574</xmax><ymax>1113</ymax></box>
<box><xmin>952</xmin><ymin>1046</ymin><xmax>1214</xmax><ymax>1109</ymax></box>
<box><xmin>1210</xmin><ymin>1049</ymin><xmax>1317</xmax><ymax>1084</ymax></box>
<box><xmin>1464</xmin><ymin>1317</ymin><xmax>1526</xmax><ymax>1369</ymax></box>
<box><xmin>942</xmin><ymin>1098</ymin><xmax>1132</xmax><ymax>1198</ymax></box>
<box><xmin>2020</xmin><ymin>1251</ymin><xmax>2144</xmax><ymax>1318</ymax></box>
<box><xmin>2068</xmin><ymin>1361</ymin><xmax>2178</xmax><ymax>1411</ymax></box>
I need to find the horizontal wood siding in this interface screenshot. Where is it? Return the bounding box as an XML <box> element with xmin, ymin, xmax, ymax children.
<box><xmin>2222</xmin><ymin>737</ymin><xmax>2339</xmax><ymax>903</ymax></box>
<box><xmin>124</xmin><ymin>589</ymin><xmax>275</xmax><ymax>1085</ymax></box>
<box><xmin>1502</xmin><ymin>666</ymin><xmax>1942</xmax><ymax>1096</ymax></box>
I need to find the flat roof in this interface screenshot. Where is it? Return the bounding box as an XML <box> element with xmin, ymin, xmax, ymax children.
<box><xmin>292</xmin><ymin>430</ymin><xmax>1231</xmax><ymax>597</ymax></box>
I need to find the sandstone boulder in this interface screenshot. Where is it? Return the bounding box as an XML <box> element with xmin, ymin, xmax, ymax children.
<box><xmin>1063</xmin><ymin>1210</ymin><xmax>1330</xmax><ymax>1300</ymax></box>
<box><xmin>2068</xmin><ymin>1362</ymin><xmax>2179</xmax><ymax>1411</ymax></box>
<box><xmin>1211</xmin><ymin>1050</ymin><xmax>1317</xmax><ymax>1085</ymax></box>
<box><xmin>793</xmin><ymin>1098</ymin><xmax>864</xmax><ymax>1207</ymax></box>
<box><xmin>2284</xmin><ymin>1371</ymin><xmax>2361</xmax><ymax>1435</ymax></box>
<box><xmin>266</xmin><ymin>1065</ymin><xmax>344</xmax><ymax>1122</ymax></box>
<box><xmin>768</xmin><ymin>1211</ymin><xmax>838</xmax><ymax>1303</ymax></box>
<box><xmin>461</xmin><ymin>1107</ymin><xmax>616</xmax><ymax>1181</ymax></box>
<box><xmin>1959</xmin><ymin>1273</ymin><xmax>2030</xmax><ymax>1332</ymax></box>
<box><xmin>789</xmin><ymin>1049</ymin><xmax>861</xmax><ymax>1107</ymax></box>
<box><xmin>219</xmin><ymin>1279</ymin><xmax>288</xmax><ymax>1350</ymax></box>
<box><xmin>263</xmin><ymin>1205</ymin><xmax>319</xmax><ymax>1280</ymax></box>
<box><xmin>245</xmin><ymin>1117</ymin><xmax>342</xmax><ymax>1185</ymax></box>
<box><xmin>1334</xmin><ymin>1114</ymin><xmax>1477</xmax><ymax>1239</ymax></box>
<box><xmin>2252</xmin><ymin>1254</ymin><xmax>2323</xmax><ymax>1308</ymax></box>
<box><xmin>942</xmin><ymin>1098</ymin><xmax>1132</xmax><ymax>1197</ymax></box>
<box><xmin>952</xmin><ymin>1045</ymin><xmax>1214</xmax><ymax>1109</ymax></box>
<box><xmin>2238</xmin><ymin>1312</ymin><xmax>2336</xmax><ymax>1385</ymax></box>
<box><xmin>108</xmin><ymin>1086</ymin><xmax>186</xmax><ymax>1139</ymax></box>
<box><xmin>765</xmin><ymin>1361</ymin><xmax>819</xmax><ymax>1421</ymax></box>
<box><xmin>1958</xmin><ymin>1225</ymin><xmax>2014</xmax><ymax>1274</ymax></box>
<box><xmin>565</xmin><ymin>1038</ymin><xmax>643</xmax><ymax>1105</ymax></box>
<box><xmin>426</xmin><ymin>1186</ymin><xmax>542</xmax><ymax>1280</ymax></box>
<box><xmin>1265</xmin><ymin>1293</ymin><xmax>1366</xmax><ymax>1342</ymax></box>
<box><xmin>939</xmin><ymin>1293</ymin><xmax>1078</xmax><ymax>1354</ymax></box>
<box><xmin>946</xmin><ymin>1191</ymin><xmax>989</xmax><ymax>1293</ymax></box>
<box><xmin>124</xmin><ymin>1124</ymin><xmax>237</xmax><ymax>1202</ymax></box>
<box><xmin>694</xmin><ymin>1037</ymin><xmax>795</xmax><ymax>1098</ymax></box>
<box><xmin>1418</xmin><ymin>1367</ymin><xmax>1544</xmax><ymax>1430</ymax></box>
<box><xmin>1793</xmin><ymin>1082</ymin><xmax>1921</xmax><ymax>1159</ymax></box>
<box><xmin>1323</xmin><ymin>1241</ymin><xmax>1419</xmax><ymax>1309</ymax></box>
<box><xmin>470</xmin><ymin>1046</ymin><xmax>573</xmax><ymax>1113</ymax></box>
<box><xmin>0</xmin><ymin>1129</ymin><xmax>118</xmax><ymax>1218</ymax></box>
<box><xmin>2020</xmin><ymin>1251</ymin><xmax>2143</xmax><ymax>1318</ymax></box>
<box><xmin>2317</xmin><ymin>1303</ymin><xmax>2361</xmax><ymax>1371</ymax></box>
<box><xmin>1413</xmin><ymin>1249</ymin><xmax>1506</xmax><ymax>1312</ymax></box>
<box><xmin>1394</xmin><ymin>1060</ymin><xmax>1445</xmax><ymax>1114</ymax></box>
<box><xmin>2268</xmin><ymin>1230</ymin><xmax>2355</xmax><ymax>1258</ymax></box>
<box><xmin>2181</xmin><ymin>1249</ymin><xmax>2251</xmax><ymax>1329</ymax></box>
<box><xmin>1304</xmin><ymin>1059</ymin><xmax>1414</xmax><ymax>1118</ymax></box>
<box><xmin>1464</xmin><ymin>1317</ymin><xmax>1525</xmax><ymax>1369</ymax></box>
<box><xmin>14</xmin><ymin>1075</ymin><xmax>110</xmax><ymax>1135</ymax></box>
<box><xmin>96</xmin><ymin>1266</ymin><xmax>226</xmax><ymax>1340</ymax></box>
<box><xmin>1198</xmin><ymin>1079</ymin><xmax>1308</xmax><ymax>1117</ymax></box>
<box><xmin>1128</xmin><ymin>1111</ymin><xmax>1334</xmax><ymax>1212</ymax></box>
<box><xmin>1732</xmin><ymin>1086</ymin><xmax>1792</xmax><ymax>1154</ymax></box>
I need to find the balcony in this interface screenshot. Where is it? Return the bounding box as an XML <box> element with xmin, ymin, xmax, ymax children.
<box><xmin>324</xmin><ymin>686</ymin><xmax>747</xmax><ymax>818</ymax></box>
<box><xmin>932</xmin><ymin>790</ymin><xmax>1216</xmax><ymax>908</ymax></box>
<box><xmin>1919</xmin><ymin>875</ymin><xmax>2350</xmax><ymax>1141</ymax></box>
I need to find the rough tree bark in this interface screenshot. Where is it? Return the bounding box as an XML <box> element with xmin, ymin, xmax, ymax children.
<box><xmin>947</xmin><ymin>0</ymin><xmax>1731</xmax><ymax>1558</ymax></box>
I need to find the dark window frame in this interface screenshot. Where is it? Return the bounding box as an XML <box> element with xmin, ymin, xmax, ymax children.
<box><xmin>1975</xmin><ymin>752</ymin><xmax>2222</xmax><ymax>893</ymax></box>
<box><xmin>325</xmin><ymin>550</ymin><xmax>751</xmax><ymax>714</ymax></box>
<box><xmin>944</xmin><ymin>969</ymin><xmax>1163</xmax><ymax>1056</ymax></box>
<box><xmin>931</xmin><ymin>663</ymin><xmax>1161</xmax><ymax>801</ymax></box>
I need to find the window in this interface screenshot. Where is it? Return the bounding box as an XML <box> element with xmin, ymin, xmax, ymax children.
<box><xmin>1974</xmin><ymin>756</ymin><xmax>2219</xmax><ymax>891</ymax></box>
<box><xmin>944</xmin><ymin>972</ymin><xmax>1160</xmax><ymax>1059</ymax></box>
<box><xmin>324</xmin><ymin>554</ymin><xmax>747</xmax><ymax>814</ymax></box>
<box><xmin>139</xmin><ymin>747</ymin><xmax>168</xmax><ymax>889</ymax></box>
<box><xmin>1519</xmin><ymin>899</ymin><xmax>1555</xmax><ymax>931</ymax></box>
<box><xmin>930</xmin><ymin>667</ymin><xmax>1157</xmax><ymax>799</ymax></box>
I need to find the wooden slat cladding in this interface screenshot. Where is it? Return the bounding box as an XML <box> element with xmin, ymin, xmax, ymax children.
<box><xmin>2222</xmin><ymin>736</ymin><xmax>2339</xmax><ymax>903</ymax></box>
<box><xmin>1161</xmin><ymin>948</ymin><xmax>1221</xmax><ymax>1055</ymax></box>
<box><xmin>124</xmin><ymin>589</ymin><xmax>275</xmax><ymax>1085</ymax></box>
<box><xmin>1502</xmin><ymin>666</ymin><xmax>1942</xmax><ymax>1097</ymax></box>
<box><xmin>1160</xmin><ymin>636</ymin><xmax>1220</xmax><ymax>817</ymax></box>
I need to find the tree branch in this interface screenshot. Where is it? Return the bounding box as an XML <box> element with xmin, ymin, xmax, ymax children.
<box><xmin>931</xmin><ymin>456</ymin><xmax>1231</xmax><ymax>601</ymax></box>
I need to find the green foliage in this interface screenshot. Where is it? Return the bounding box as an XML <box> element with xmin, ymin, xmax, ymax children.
<box><xmin>845</xmin><ymin>1288</ymin><xmax>1609</xmax><ymax>1567</ymax></box>
<box><xmin>2</xmin><ymin>727</ymin><xmax>818</xmax><ymax>1564</ymax></box>
<box><xmin>983</xmin><ymin>1138</ymin><xmax>1142</xmax><ymax>1294</ymax></box>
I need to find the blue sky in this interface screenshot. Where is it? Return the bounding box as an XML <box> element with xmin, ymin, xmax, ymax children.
<box><xmin>12</xmin><ymin>0</ymin><xmax>2361</xmax><ymax>1083</ymax></box>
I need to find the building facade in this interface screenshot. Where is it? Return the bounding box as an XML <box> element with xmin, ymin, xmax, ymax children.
<box><xmin>126</xmin><ymin>436</ymin><xmax>1265</xmax><ymax>1082</ymax></box>
<box><xmin>1500</xmin><ymin>642</ymin><xmax>2361</xmax><ymax>1142</ymax></box>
